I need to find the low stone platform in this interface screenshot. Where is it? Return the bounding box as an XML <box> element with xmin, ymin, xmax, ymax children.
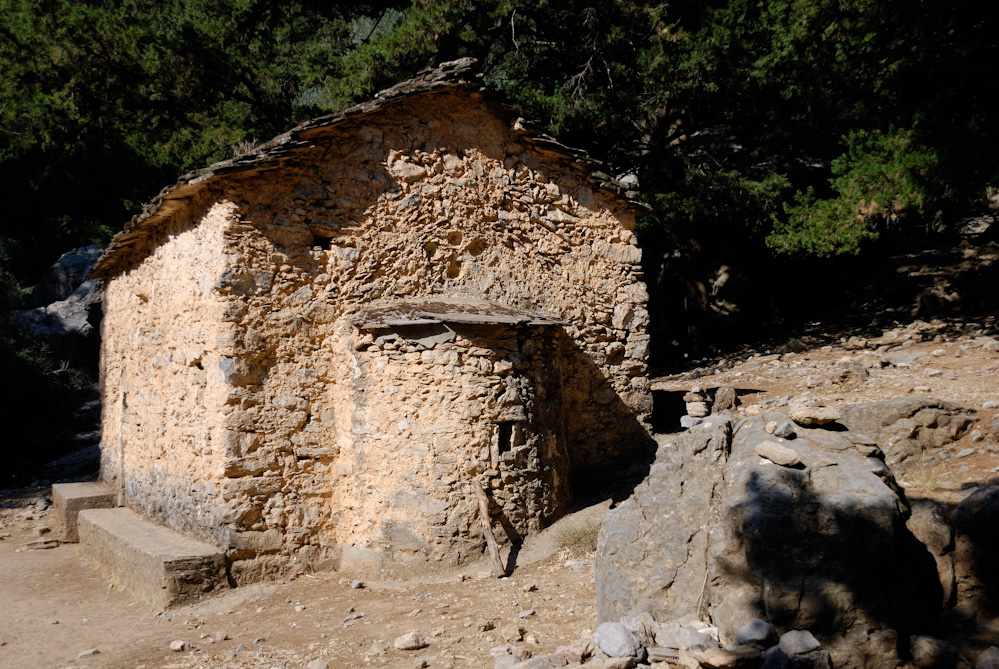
<box><xmin>78</xmin><ymin>508</ymin><xmax>227</xmax><ymax>608</ymax></box>
<box><xmin>52</xmin><ymin>481</ymin><xmax>117</xmax><ymax>542</ymax></box>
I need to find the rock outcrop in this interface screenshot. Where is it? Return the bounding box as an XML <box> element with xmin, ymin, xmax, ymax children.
<box><xmin>12</xmin><ymin>244</ymin><xmax>103</xmax><ymax>339</ymax></box>
<box><xmin>595</xmin><ymin>411</ymin><xmax>943</xmax><ymax>669</ymax></box>
<box><xmin>838</xmin><ymin>398</ymin><xmax>976</xmax><ymax>478</ymax></box>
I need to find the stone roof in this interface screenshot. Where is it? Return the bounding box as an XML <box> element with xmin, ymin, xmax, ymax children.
<box><xmin>92</xmin><ymin>58</ymin><xmax>645</xmax><ymax>280</ymax></box>
<box><xmin>354</xmin><ymin>296</ymin><xmax>562</xmax><ymax>329</ymax></box>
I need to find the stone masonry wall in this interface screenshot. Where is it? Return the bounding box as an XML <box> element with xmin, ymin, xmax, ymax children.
<box><xmin>101</xmin><ymin>89</ymin><xmax>651</xmax><ymax>581</ymax></box>
<box><xmin>333</xmin><ymin>323</ymin><xmax>570</xmax><ymax>577</ymax></box>
<box><xmin>100</xmin><ymin>200</ymin><xmax>236</xmax><ymax>541</ymax></box>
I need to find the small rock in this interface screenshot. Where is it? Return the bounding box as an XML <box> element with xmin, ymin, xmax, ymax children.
<box><xmin>924</xmin><ymin>368</ymin><xmax>943</xmax><ymax>377</ymax></box>
<box><xmin>478</xmin><ymin>619</ymin><xmax>496</xmax><ymax>631</ymax></box>
<box><xmin>687</xmin><ymin>402</ymin><xmax>711</xmax><ymax>418</ymax></box>
<box><xmin>957</xmin><ymin>448</ymin><xmax>976</xmax><ymax>458</ymax></box>
<box><xmin>756</xmin><ymin>441</ymin><xmax>801</xmax><ymax>468</ymax></box>
<box><xmin>252</xmin><ymin>637</ymin><xmax>266</xmax><ymax>644</ymax></box>
<box><xmin>308</xmin><ymin>660</ymin><xmax>329</xmax><ymax>669</ymax></box>
<box><xmin>779</xmin><ymin>630</ymin><xmax>821</xmax><ymax>656</ymax></box>
<box><xmin>932</xmin><ymin>348</ymin><xmax>947</xmax><ymax>357</ymax></box>
<box><xmin>295</xmin><ymin>604</ymin><xmax>306</xmax><ymax>612</ymax></box>
<box><xmin>501</xmin><ymin>625</ymin><xmax>525</xmax><ymax>643</ymax></box>
<box><xmin>680</xmin><ymin>416</ymin><xmax>703</xmax><ymax>428</ymax></box>
<box><xmin>522</xmin><ymin>583</ymin><xmax>538</xmax><ymax>593</ymax></box>
<box><xmin>983</xmin><ymin>401</ymin><xmax>999</xmax><ymax>410</ymax></box>
<box><xmin>214</xmin><ymin>631</ymin><xmax>230</xmax><ymax>642</ymax></box>
<box><xmin>518</xmin><ymin>609</ymin><xmax>536</xmax><ymax>619</ymax></box>
<box><xmin>367</xmin><ymin>641</ymin><xmax>388</xmax><ymax>656</ymax></box>
<box><xmin>789</xmin><ymin>392</ymin><xmax>818</xmax><ymax>411</ymax></box>
<box><xmin>736</xmin><ymin>619</ymin><xmax>778</xmax><ymax>649</ymax></box>
<box><xmin>77</xmin><ymin>649</ymin><xmax>100</xmax><ymax>658</ymax></box>
<box><xmin>557</xmin><ymin>641</ymin><xmax>595</xmax><ymax>663</ymax></box>
<box><xmin>911</xmin><ymin>635</ymin><xmax>960</xmax><ymax>669</ymax></box>
<box><xmin>594</xmin><ymin>622</ymin><xmax>646</xmax><ymax>660</ymax></box>
<box><xmin>773</xmin><ymin>421</ymin><xmax>796</xmax><ymax>439</ymax></box>
<box><xmin>713</xmin><ymin>387</ymin><xmax>738</xmax><ymax>412</ymax></box>
<box><xmin>169</xmin><ymin>640</ymin><xmax>190</xmax><ymax>652</ymax></box>
<box><xmin>977</xmin><ymin>646</ymin><xmax>999</xmax><ymax>669</ymax></box>
<box><xmin>394</xmin><ymin>631</ymin><xmax>427</xmax><ymax>650</ymax></box>
<box><xmin>414</xmin><ymin>659</ymin><xmax>429</xmax><ymax>669</ymax></box>
<box><xmin>789</xmin><ymin>406</ymin><xmax>842</xmax><ymax>426</ymax></box>
<box><xmin>351</xmin><ymin>580</ymin><xmax>365</xmax><ymax>589</ymax></box>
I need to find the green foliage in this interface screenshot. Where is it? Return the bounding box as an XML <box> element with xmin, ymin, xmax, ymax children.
<box><xmin>769</xmin><ymin>128</ymin><xmax>938</xmax><ymax>256</ymax></box>
<box><xmin>0</xmin><ymin>0</ymin><xmax>996</xmax><ymax>281</ymax></box>
<box><xmin>0</xmin><ymin>0</ymin><xmax>392</xmax><ymax>280</ymax></box>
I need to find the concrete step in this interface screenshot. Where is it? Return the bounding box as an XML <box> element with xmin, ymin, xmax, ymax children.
<box><xmin>52</xmin><ymin>481</ymin><xmax>117</xmax><ymax>542</ymax></box>
<box><xmin>78</xmin><ymin>508</ymin><xmax>228</xmax><ymax>608</ymax></box>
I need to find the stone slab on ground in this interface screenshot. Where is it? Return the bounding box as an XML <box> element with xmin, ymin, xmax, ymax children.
<box><xmin>78</xmin><ymin>507</ymin><xmax>227</xmax><ymax>608</ymax></box>
<box><xmin>52</xmin><ymin>481</ymin><xmax>117</xmax><ymax>542</ymax></box>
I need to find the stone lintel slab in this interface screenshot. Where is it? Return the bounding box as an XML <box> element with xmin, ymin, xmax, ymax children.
<box><xmin>78</xmin><ymin>508</ymin><xmax>227</xmax><ymax>609</ymax></box>
<box><xmin>51</xmin><ymin>481</ymin><xmax>117</xmax><ymax>542</ymax></box>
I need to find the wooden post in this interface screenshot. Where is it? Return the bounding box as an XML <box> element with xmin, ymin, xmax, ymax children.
<box><xmin>473</xmin><ymin>480</ymin><xmax>506</xmax><ymax>578</ymax></box>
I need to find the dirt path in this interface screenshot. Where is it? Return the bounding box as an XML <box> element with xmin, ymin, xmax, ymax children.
<box><xmin>0</xmin><ymin>493</ymin><xmax>602</xmax><ymax>669</ymax></box>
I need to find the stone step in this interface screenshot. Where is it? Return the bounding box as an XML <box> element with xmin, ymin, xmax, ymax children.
<box><xmin>51</xmin><ymin>481</ymin><xmax>117</xmax><ymax>542</ymax></box>
<box><xmin>78</xmin><ymin>507</ymin><xmax>228</xmax><ymax>608</ymax></box>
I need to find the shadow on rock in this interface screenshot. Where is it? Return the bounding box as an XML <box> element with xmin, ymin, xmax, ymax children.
<box><xmin>592</xmin><ymin>407</ymin><xmax>992</xmax><ymax>669</ymax></box>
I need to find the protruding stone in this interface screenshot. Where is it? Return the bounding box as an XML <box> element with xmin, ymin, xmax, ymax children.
<box><xmin>394</xmin><ymin>631</ymin><xmax>427</xmax><ymax>650</ymax></box>
<box><xmin>687</xmin><ymin>402</ymin><xmax>711</xmax><ymax>418</ymax></box>
<box><xmin>773</xmin><ymin>421</ymin><xmax>796</xmax><ymax>439</ymax></box>
<box><xmin>756</xmin><ymin>441</ymin><xmax>801</xmax><ymax>467</ymax></box>
<box><xmin>736</xmin><ymin>619</ymin><xmax>778</xmax><ymax>649</ymax></box>
<box><xmin>789</xmin><ymin>406</ymin><xmax>842</xmax><ymax>426</ymax></box>
<box><xmin>713</xmin><ymin>387</ymin><xmax>738</xmax><ymax>412</ymax></box>
<box><xmin>779</xmin><ymin>630</ymin><xmax>821</xmax><ymax>656</ymax></box>
<box><xmin>977</xmin><ymin>646</ymin><xmax>999</xmax><ymax>669</ymax></box>
<box><xmin>594</xmin><ymin>622</ymin><xmax>646</xmax><ymax>660</ymax></box>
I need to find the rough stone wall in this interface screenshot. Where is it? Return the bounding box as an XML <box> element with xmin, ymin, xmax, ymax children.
<box><xmin>100</xmin><ymin>201</ymin><xmax>236</xmax><ymax>541</ymax></box>
<box><xmin>101</xmin><ymin>89</ymin><xmax>651</xmax><ymax>580</ymax></box>
<box><xmin>224</xmin><ymin>88</ymin><xmax>652</xmax><ymax>467</ymax></box>
<box><xmin>333</xmin><ymin>323</ymin><xmax>570</xmax><ymax>577</ymax></box>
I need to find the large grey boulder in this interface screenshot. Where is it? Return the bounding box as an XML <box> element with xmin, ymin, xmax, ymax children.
<box><xmin>838</xmin><ymin>398</ymin><xmax>976</xmax><ymax>477</ymax></box>
<box><xmin>596</xmin><ymin>418</ymin><xmax>733</xmax><ymax>626</ymax></box>
<box><xmin>29</xmin><ymin>244</ymin><xmax>103</xmax><ymax>306</ymax></box>
<box><xmin>12</xmin><ymin>244</ymin><xmax>104</xmax><ymax>339</ymax></box>
<box><xmin>14</xmin><ymin>278</ymin><xmax>102</xmax><ymax>338</ymax></box>
<box><xmin>595</xmin><ymin>411</ymin><xmax>941</xmax><ymax>669</ymax></box>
